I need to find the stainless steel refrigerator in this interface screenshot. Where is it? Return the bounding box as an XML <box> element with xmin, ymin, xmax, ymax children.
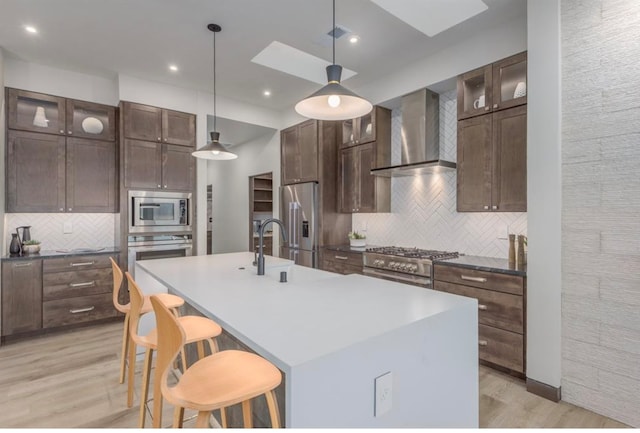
<box><xmin>280</xmin><ymin>182</ymin><xmax>318</xmax><ymax>268</ymax></box>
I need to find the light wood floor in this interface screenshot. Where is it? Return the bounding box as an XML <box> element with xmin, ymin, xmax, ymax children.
<box><xmin>0</xmin><ymin>321</ymin><xmax>628</xmax><ymax>428</ymax></box>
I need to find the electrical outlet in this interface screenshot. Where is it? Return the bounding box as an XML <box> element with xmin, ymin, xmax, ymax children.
<box><xmin>374</xmin><ymin>371</ymin><xmax>392</xmax><ymax>417</ymax></box>
<box><xmin>63</xmin><ymin>222</ymin><xmax>73</xmax><ymax>234</ymax></box>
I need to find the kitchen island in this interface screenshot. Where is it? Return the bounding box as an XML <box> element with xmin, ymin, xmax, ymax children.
<box><xmin>135</xmin><ymin>252</ymin><xmax>478</xmax><ymax>428</ymax></box>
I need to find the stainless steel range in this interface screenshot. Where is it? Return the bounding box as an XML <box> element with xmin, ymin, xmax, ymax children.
<box><xmin>363</xmin><ymin>247</ymin><xmax>459</xmax><ymax>288</ymax></box>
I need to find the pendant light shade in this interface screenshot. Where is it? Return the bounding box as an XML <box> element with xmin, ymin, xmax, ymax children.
<box><xmin>192</xmin><ymin>131</ymin><xmax>238</xmax><ymax>160</ymax></box>
<box><xmin>295</xmin><ymin>1</ymin><xmax>372</xmax><ymax>121</ymax></box>
<box><xmin>193</xmin><ymin>23</ymin><xmax>238</xmax><ymax>160</ymax></box>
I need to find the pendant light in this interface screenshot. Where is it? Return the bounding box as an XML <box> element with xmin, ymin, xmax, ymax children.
<box><xmin>192</xmin><ymin>23</ymin><xmax>238</xmax><ymax>160</ymax></box>
<box><xmin>295</xmin><ymin>0</ymin><xmax>372</xmax><ymax>121</ymax></box>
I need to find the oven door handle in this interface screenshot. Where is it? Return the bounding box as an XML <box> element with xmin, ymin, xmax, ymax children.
<box><xmin>128</xmin><ymin>244</ymin><xmax>192</xmax><ymax>253</ymax></box>
<box><xmin>139</xmin><ymin>204</ymin><xmax>161</xmax><ymax>207</ymax></box>
<box><xmin>363</xmin><ymin>267</ymin><xmax>429</xmax><ymax>286</ymax></box>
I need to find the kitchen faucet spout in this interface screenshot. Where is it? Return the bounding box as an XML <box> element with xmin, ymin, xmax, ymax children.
<box><xmin>257</xmin><ymin>218</ymin><xmax>287</xmax><ymax>275</ymax></box>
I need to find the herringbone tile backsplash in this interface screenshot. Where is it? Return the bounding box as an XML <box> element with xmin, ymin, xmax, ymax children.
<box><xmin>4</xmin><ymin>213</ymin><xmax>116</xmax><ymax>253</ymax></box>
<box><xmin>353</xmin><ymin>90</ymin><xmax>527</xmax><ymax>258</ymax></box>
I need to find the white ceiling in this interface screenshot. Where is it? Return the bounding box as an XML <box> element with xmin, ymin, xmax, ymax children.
<box><xmin>0</xmin><ymin>0</ymin><xmax>526</xmax><ymax>112</ymax></box>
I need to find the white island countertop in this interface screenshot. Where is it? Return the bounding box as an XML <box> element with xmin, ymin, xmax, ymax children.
<box><xmin>136</xmin><ymin>252</ymin><xmax>478</xmax><ymax>428</ymax></box>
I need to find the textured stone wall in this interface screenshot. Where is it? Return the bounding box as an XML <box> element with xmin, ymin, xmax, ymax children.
<box><xmin>561</xmin><ymin>0</ymin><xmax>640</xmax><ymax>427</ymax></box>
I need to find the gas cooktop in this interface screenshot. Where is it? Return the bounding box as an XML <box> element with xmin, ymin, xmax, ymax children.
<box><xmin>365</xmin><ymin>246</ymin><xmax>459</xmax><ymax>261</ymax></box>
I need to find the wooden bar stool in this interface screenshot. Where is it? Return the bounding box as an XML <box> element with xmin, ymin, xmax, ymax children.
<box><xmin>110</xmin><ymin>257</ymin><xmax>184</xmax><ymax>384</ymax></box>
<box><xmin>150</xmin><ymin>295</ymin><xmax>283</xmax><ymax>428</ymax></box>
<box><xmin>126</xmin><ymin>272</ymin><xmax>223</xmax><ymax>428</ymax></box>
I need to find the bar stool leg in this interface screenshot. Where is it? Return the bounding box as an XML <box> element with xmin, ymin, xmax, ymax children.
<box><xmin>265</xmin><ymin>390</ymin><xmax>281</xmax><ymax>428</ymax></box>
<box><xmin>219</xmin><ymin>407</ymin><xmax>228</xmax><ymax>428</ymax></box>
<box><xmin>127</xmin><ymin>341</ymin><xmax>137</xmax><ymax>407</ymax></box>
<box><xmin>119</xmin><ymin>313</ymin><xmax>130</xmax><ymax>384</ymax></box>
<box><xmin>173</xmin><ymin>406</ymin><xmax>185</xmax><ymax>428</ymax></box>
<box><xmin>242</xmin><ymin>399</ymin><xmax>253</xmax><ymax>428</ymax></box>
<box><xmin>195</xmin><ymin>411</ymin><xmax>210</xmax><ymax>428</ymax></box>
<box><xmin>139</xmin><ymin>348</ymin><xmax>154</xmax><ymax>428</ymax></box>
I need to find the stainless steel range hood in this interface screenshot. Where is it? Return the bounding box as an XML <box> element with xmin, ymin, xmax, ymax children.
<box><xmin>371</xmin><ymin>88</ymin><xmax>456</xmax><ymax>177</ymax></box>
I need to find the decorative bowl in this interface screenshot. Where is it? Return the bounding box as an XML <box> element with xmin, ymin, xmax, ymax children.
<box><xmin>349</xmin><ymin>238</ymin><xmax>366</xmax><ymax>248</ymax></box>
<box><xmin>81</xmin><ymin>116</ymin><xmax>104</xmax><ymax>134</ymax></box>
<box><xmin>22</xmin><ymin>244</ymin><xmax>41</xmax><ymax>254</ymax></box>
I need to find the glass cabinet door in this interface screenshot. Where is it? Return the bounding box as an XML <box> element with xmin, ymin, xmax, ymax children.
<box><xmin>66</xmin><ymin>99</ymin><xmax>116</xmax><ymax>141</ymax></box>
<box><xmin>358</xmin><ymin>110</ymin><xmax>376</xmax><ymax>145</ymax></box>
<box><xmin>492</xmin><ymin>51</ymin><xmax>527</xmax><ymax>111</ymax></box>
<box><xmin>457</xmin><ymin>65</ymin><xmax>492</xmax><ymax>120</ymax></box>
<box><xmin>7</xmin><ymin>88</ymin><xmax>66</xmax><ymax>135</ymax></box>
<box><xmin>341</xmin><ymin>118</ymin><xmax>356</xmax><ymax>147</ymax></box>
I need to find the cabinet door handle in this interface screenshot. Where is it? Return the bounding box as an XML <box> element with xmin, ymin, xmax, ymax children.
<box><xmin>479</xmin><ymin>340</ymin><xmax>488</xmax><ymax>346</ymax></box>
<box><xmin>478</xmin><ymin>304</ymin><xmax>488</xmax><ymax>311</ymax></box>
<box><xmin>70</xmin><ymin>261</ymin><xmax>95</xmax><ymax>267</ymax></box>
<box><xmin>493</xmin><ymin>104</ymin><xmax>498</xmax><ymax>109</ymax></box>
<box><xmin>460</xmin><ymin>275</ymin><xmax>487</xmax><ymax>283</ymax></box>
<box><xmin>60</xmin><ymin>208</ymin><xmax>64</xmax><ymax>211</ymax></box>
<box><xmin>68</xmin><ymin>208</ymin><xmax>72</xmax><ymax>211</ymax></box>
<box><xmin>69</xmin><ymin>306</ymin><xmax>95</xmax><ymax>314</ymax></box>
<box><xmin>492</xmin><ymin>205</ymin><xmax>498</xmax><ymax>210</ymax></box>
<box><xmin>485</xmin><ymin>106</ymin><xmax>490</xmax><ymax>111</ymax></box>
<box><xmin>164</xmin><ymin>185</ymin><xmax>168</xmax><ymax>188</ymax></box>
<box><xmin>157</xmin><ymin>184</ymin><xmax>161</xmax><ymax>188</ymax></box>
<box><xmin>335</xmin><ymin>255</ymin><xmax>349</xmax><ymax>260</ymax></box>
<box><xmin>13</xmin><ymin>262</ymin><xmax>33</xmax><ymax>268</ymax></box>
<box><xmin>157</xmin><ymin>137</ymin><xmax>161</xmax><ymax>141</ymax></box>
<box><xmin>163</xmin><ymin>138</ymin><xmax>167</xmax><ymax>142</ymax></box>
<box><xmin>69</xmin><ymin>281</ymin><xmax>96</xmax><ymax>288</ymax></box>
<box><xmin>68</xmin><ymin>130</ymin><xmax>73</xmax><ymax>135</ymax></box>
<box><xmin>483</xmin><ymin>205</ymin><xmax>489</xmax><ymax>210</ymax></box>
<box><xmin>59</xmin><ymin>129</ymin><xmax>65</xmax><ymax>134</ymax></box>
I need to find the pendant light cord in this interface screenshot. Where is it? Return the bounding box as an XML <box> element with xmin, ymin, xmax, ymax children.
<box><xmin>332</xmin><ymin>0</ymin><xmax>336</xmax><ymax>65</ymax></box>
<box><xmin>212</xmin><ymin>29</ymin><xmax>217</xmax><ymax>133</ymax></box>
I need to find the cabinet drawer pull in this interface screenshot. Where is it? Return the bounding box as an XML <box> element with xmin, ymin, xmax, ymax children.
<box><xmin>69</xmin><ymin>306</ymin><xmax>95</xmax><ymax>314</ymax></box>
<box><xmin>460</xmin><ymin>275</ymin><xmax>487</xmax><ymax>283</ymax></box>
<box><xmin>478</xmin><ymin>304</ymin><xmax>488</xmax><ymax>310</ymax></box>
<box><xmin>70</xmin><ymin>261</ymin><xmax>95</xmax><ymax>267</ymax></box>
<box><xmin>479</xmin><ymin>340</ymin><xmax>488</xmax><ymax>346</ymax></box>
<box><xmin>13</xmin><ymin>262</ymin><xmax>33</xmax><ymax>268</ymax></box>
<box><xmin>69</xmin><ymin>281</ymin><xmax>96</xmax><ymax>288</ymax></box>
<box><xmin>335</xmin><ymin>255</ymin><xmax>349</xmax><ymax>260</ymax></box>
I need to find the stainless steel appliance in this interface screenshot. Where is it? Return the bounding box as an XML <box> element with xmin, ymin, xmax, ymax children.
<box><xmin>363</xmin><ymin>246</ymin><xmax>459</xmax><ymax>288</ymax></box>
<box><xmin>129</xmin><ymin>190</ymin><xmax>191</xmax><ymax>233</ymax></box>
<box><xmin>127</xmin><ymin>234</ymin><xmax>192</xmax><ymax>277</ymax></box>
<box><xmin>280</xmin><ymin>182</ymin><xmax>318</xmax><ymax>268</ymax></box>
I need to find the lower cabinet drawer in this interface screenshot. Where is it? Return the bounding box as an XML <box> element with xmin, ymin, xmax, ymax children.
<box><xmin>43</xmin><ymin>293</ymin><xmax>117</xmax><ymax>328</ymax></box>
<box><xmin>478</xmin><ymin>324</ymin><xmax>524</xmax><ymax>373</ymax></box>
<box><xmin>43</xmin><ymin>268</ymin><xmax>113</xmax><ymax>301</ymax></box>
<box><xmin>321</xmin><ymin>259</ymin><xmax>363</xmax><ymax>275</ymax></box>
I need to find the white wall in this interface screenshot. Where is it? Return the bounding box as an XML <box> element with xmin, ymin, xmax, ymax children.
<box><xmin>560</xmin><ymin>0</ymin><xmax>640</xmax><ymax>427</ymax></box>
<box><xmin>526</xmin><ymin>0</ymin><xmax>562</xmax><ymax>390</ymax></box>
<box><xmin>208</xmin><ymin>132</ymin><xmax>281</xmax><ymax>254</ymax></box>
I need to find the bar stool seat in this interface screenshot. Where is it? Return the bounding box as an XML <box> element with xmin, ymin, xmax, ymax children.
<box><xmin>110</xmin><ymin>257</ymin><xmax>184</xmax><ymax>384</ymax></box>
<box><xmin>151</xmin><ymin>295</ymin><xmax>283</xmax><ymax>428</ymax></box>
<box><xmin>126</xmin><ymin>272</ymin><xmax>223</xmax><ymax>428</ymax></box>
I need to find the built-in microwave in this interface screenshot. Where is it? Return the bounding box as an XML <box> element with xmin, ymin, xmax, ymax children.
<box><xmin>129</xmin><ymin>190</ymin><xmax>192</xmax><ymax>233</ymax></box>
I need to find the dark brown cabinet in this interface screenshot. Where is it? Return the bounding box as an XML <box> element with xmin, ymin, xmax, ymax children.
<box><xmin>6</xmin><ymin>130</ymin><xmax>66</xmax><ymax>212</ymax></box>
<box><xmin>457</xmin><ymin>105</ymin><xmax>526</xmax><ymax>212</ymax></box>
<box><xmin>280</xmin><ymin>119</ymin><xmax>319</xmax><ymax>185</ymax></box>
<box><xmin>1</xmin><ymin>260</ymin><xmax>43</xmax><ymax>336</ymax></box>
<box><xmin>320</xmin><ymin>248</ymin><xmax>363</xmax><ymax>275</ymax></box>
<box><xmin>7</xmin><ymin>88</ymin><xmax>116</xmax><ymax>140</ymax></box>
<box><xmin>433</xmin><ymin>264</ymin><xmax>526</xmax><ymax>374</ymax></box>
<box><xmin>5</xmin><ymin>88</ymin><xmax>118</xmax><ymax>213</ymax></box>
<box><xmin>123</xmin><ymin>139</ymin><xmax>194</xmax><ymax>191</ymax></box>
<box><xmin>123</xmin><ymin>102</ymin><xmax>195</xmax><ymax>147</ymax></box>
<box><xmin>457</xmin><ymin>51</ymin><xmax>527</xmax><ymax>121</ymax></box>
<box><xmin>338</xmin><ymin>107</ymin><xmax>391</xmax><ymax>213</ymax></box>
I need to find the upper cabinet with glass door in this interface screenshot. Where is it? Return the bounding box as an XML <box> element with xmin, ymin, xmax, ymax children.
<box><xmin>7</xmin><ymin>88</ymin><xmax>116</xmax><ymax>140</ymax></box>
<box><xmin>341</xmin><ymin>108</ymin><xmax>377</xmax><ymax>148</ymax></box>
<box><xmin>457</xmin><ymin>51</ymin><xmax>527</xmax><ymax>120</ymax></box>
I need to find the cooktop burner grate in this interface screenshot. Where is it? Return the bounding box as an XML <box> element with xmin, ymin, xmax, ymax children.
<box><xmin>365</xmin><ymin>246</ymin><xmax>459</xmax><ymax>261</ymax></box>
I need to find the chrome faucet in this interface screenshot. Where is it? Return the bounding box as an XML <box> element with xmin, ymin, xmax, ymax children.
<box><xmin>257</xmin><ymin>218</ymin><xmax>287</xmax><ymax>275</ymax></box>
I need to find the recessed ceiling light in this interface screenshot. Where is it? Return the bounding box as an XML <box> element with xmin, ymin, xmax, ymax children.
<box><xmin>349</xmin><ymin>35</ymin><xmax>360</xmax><ymax>44</ymax></box>
<box><xmin>169</xmin><ymin>64</ymin><xmax>179</xmax><ymax>72</ymax></box>
<box><xmin>263</xmin><ymin>90</ymin><xmax>271</xmax><ymax>97</ymax></box>
<box><xmin>24</xmin><ymin>25</ymin><xmax>37</xmax><ymax>34</ymax></box>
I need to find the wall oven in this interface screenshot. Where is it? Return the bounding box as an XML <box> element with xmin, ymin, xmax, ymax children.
<box><xmin>129</xmin><ymin>190</ymin><xmax>191</xmax><ymax>233</ymax></box>
<box><xmin>127</xmin><ymin>234</ymin><xmax>192</xmax><ymax>278</ymax></box>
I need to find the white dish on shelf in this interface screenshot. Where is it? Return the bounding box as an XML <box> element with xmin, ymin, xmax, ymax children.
<box><xmin>81</xmin><ymin>116</ymin><xmax>104</xmax><ymax>134</ymax></box>
<box><xmin>513</xmin><ymin>81</ymin><xmax>527</xmax><ymax>98</ymax></box>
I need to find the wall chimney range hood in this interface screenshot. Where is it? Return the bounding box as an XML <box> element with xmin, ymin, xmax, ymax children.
<box><xmin>371</xmin><ymin>88</ymin><xmax>456</xmax><ymax>177</ymax></box>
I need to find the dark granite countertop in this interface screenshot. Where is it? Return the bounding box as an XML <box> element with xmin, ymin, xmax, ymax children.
<box><xmin>433</xmin><ymin>254</ymin><xmax>526</xmax><ymax>277</ymax></box>
<box><xmin>2</xmin><ymin>246</ymin><xmax>120</xmax><ymax>262</ymax></box>
<box><xmin>322</xmin><ymin>244</ymin><xmax>377</xmax><ymax>254</ymax></box>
